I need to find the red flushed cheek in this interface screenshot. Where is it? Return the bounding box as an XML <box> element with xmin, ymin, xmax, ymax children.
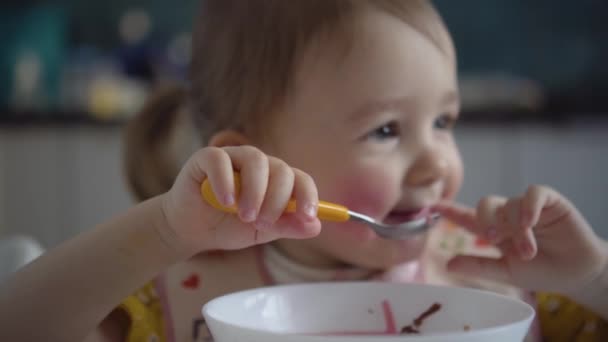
<box><xmin>338</xmin><ymin>184</ymin><xmax>389</xmax><ymax>218</ymax></box>
<box><xmin>325</xmin><ymin>170</ymin><xmax>398</xmax><ymax>241</ymax></box>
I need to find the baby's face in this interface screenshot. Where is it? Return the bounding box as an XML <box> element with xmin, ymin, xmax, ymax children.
<box><xmin>265</xmin><ymin>9</ymin><xmax>463</xmax><ymax>269</ymax></box>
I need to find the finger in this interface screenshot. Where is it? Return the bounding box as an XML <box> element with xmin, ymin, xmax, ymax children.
<box><xmin>447</xmin><ymin>255</ymin><xmax>512</xmax><ymax>285</ymax></box>
<box><xmin>195</xmin><ymin>148</ymin><xmax>235</xmax><ymax>206</ymax></box>
<box><xmin>247</xmin><ymin>214</ymin><xmax>321</xmax><ymax>244</ymax></box>
<box><xmin>512</xmin><ymin>228</ymin><xmax>538</xmax><ymax>260</ymax></box>
<box><xmin>292</xmin><ymin>168</ymin><xmax>319</xmax><ymax>222</ymax></box>
<box><xmin>224</xmin><ymin>146</ymin><xmax>269</xmax><ymax>223</ymax></box>
<box><xmin>275</xmin><ymin>214</ymin><xmax>322</xmax><ymax>239</ymax></box>
<box><xmin>521</xmin><ymin>185</ymin><xmax>561</xmax><ymax>228</ymax></box>
<box><xmin>255</xmin><ymin>159</ymin><xmax>295</xmax><ymax>230</ymax></box>
<box><xmin>498</xmin><ymin>196</ymin><xmax>543</xmax><ymax>260</ymax></box>
<box><xmin>477</xmin><ymin>196</ymin><xmax>507</xmax><ymax>242</ymax></box>
<box><xmin>496</xmin><ymin>240</ymin><xmax>516</xmax><ymax>258</ymax></box>
<box><xmin>491</xmin><ymin>197</ymin><xmax>525</xmax><ymax>244</ymax></box>
<box><xmin>502</xmin><ymin>197</ymin><xmax>524</xmax><ymax>231</ymax></box>
<box><xmin>434</xmin><ymin>202</ymin><xmax>479</xmax><ymax>233</ymax></box>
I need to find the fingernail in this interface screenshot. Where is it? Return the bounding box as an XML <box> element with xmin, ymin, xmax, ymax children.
<box><xmin>223</xmin><ymin>193</ymin><xmax>235</xmax><ymax>206</ymax></box>
<box><xmin>240</xmin><ymin>209</ymin><xmax>257</xmax><ymax>222</ymax></box>
<box><xmin>254</xmin><ymin>219</ymin><xmax>271</xmax><ymax>231</ymax></box>
<box><xmin>303</xmin><ymin>203</ymin><xmax>318</xmax><ymax>219</ymax></box>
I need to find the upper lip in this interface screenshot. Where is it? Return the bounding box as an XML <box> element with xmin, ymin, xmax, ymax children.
<box><xmin>389</xmin><ymin>203</ymin><xmax>437</xmax><ymax>214</ymax></box>
<box><xmin>390</xmin><ymin>207</ymin><xmax>427</xmax><ymax>214</ymax></box>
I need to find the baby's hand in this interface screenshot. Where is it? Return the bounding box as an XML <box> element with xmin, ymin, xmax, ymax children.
<box><xmin>435</xmin><ymin>186</ymin><xmax>608</xmax><ymax>297</ymax></box>
<box><xmin>158</xmin><ymin>146</ymin><xmax>321</xmax><ymax>257</ymax></box>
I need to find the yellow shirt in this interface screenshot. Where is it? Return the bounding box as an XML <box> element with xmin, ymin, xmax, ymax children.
<box><xmin>120</xmin><ymin>281</ymin><xmax>166</xmax><ymax>342</ymax></box>
<box><xmin>120</xmin><ymin>224</ymin><xmax>607</xmax><ymax>342</ymax></box>
<box><xmin>536</xmin><ymin>292</ymin><xmax>608</xmax><ymax>342</ymax></box>
<box><xmin>120</xmin><ymin>283</ymin><xmax>607</xmax><ymax>341</ymax></box>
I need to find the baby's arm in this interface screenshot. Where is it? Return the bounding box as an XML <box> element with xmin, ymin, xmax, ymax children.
<box><xmin>0</xmin><ymin>146</ymin><xmax>321</xmax><ymax>342</ymax></box>
<box><xmin>0</xmin><ymin>197</ymin><xmax>182</xmax><ymax>341</ymax></box>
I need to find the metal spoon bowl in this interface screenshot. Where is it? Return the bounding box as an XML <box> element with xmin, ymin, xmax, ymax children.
<box><xmin>347</xmin><ymin>210</ymin><xmax>441</xmax><ymax>239</ymax></box>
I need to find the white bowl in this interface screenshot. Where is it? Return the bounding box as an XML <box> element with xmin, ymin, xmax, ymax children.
<box><xmin>202</xmin><ymin>282</ymin><xmax>535</xmax><ymax>342</ymax></box>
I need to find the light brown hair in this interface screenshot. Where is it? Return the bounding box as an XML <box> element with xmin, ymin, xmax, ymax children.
<box><xmin>124</xmin><ymin>0</ymin><xmax>453</xmax><ymax>201</ymax></box>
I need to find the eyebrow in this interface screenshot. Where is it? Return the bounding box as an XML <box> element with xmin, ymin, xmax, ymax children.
<box><xmin>348</xmin><ymin>96</ymin><xmax>413</xmax><ymax>124</ymax></box>
<box><xmin>348</xmin><ymin>90</ymin><xmax>460</xmax><ymax>124</ymax></box>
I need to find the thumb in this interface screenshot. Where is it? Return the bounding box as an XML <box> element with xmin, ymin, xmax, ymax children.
<box><xmin>447</xmin><ymin>255</ymin><xmax>513</xmax><ymax>284</ymax></box>
<box><xmin>273</xmin><ymin>215</ymin><xmax>322</xmax><ymax>240</ymax></box>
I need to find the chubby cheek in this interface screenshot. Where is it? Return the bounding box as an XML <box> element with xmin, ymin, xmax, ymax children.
<box><xmin>442</xmin><ymin>145</ymin><xmax>464</xmax><ymax>200</ymax></box>
<box><xmin>320</xmin><ymin>167</ymin><xmax>399</xmax><ymax>243</ymax></box>
<box><xmin>311</xmin><ymin>164</ymin><xmax>434</xmax><ymax>267</ymax></box>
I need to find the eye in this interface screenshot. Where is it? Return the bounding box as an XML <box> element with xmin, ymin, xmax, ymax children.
<box><xmin>434</xmin><ymin>114</ymin><xmax>457</xmax><ymax>130</ymax></box>
<box><xmin>366</xmin><ymin>121</ymin><xmax>400</xmax><ymax>141</ymax></box>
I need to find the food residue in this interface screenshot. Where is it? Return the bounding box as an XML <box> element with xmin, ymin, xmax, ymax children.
<box><xmin>400</xmin><ymin>302</ymin><xmax>442</xmax><ymax>335</ymax></box>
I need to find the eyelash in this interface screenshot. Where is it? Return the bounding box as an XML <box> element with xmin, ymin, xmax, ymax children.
<box><xmin>367</xmin><ymin>121</ymin><xmax>400</xmax><ymax>141</ymax></box>
<box><xmin>434</xmin><ymin>113</ymin><xmax>458</xmax><ymax>130</ymax></box>
<box><xmin>365</xmin><ymin>114</ymin><xmax>457</xmax><ymax>142</ymax></box>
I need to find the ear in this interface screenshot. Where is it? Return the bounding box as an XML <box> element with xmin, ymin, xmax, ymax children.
<box><xmin>208</xmin><ymin>130</ymin><xmax>250</xmax><ymax>148</ymax></box>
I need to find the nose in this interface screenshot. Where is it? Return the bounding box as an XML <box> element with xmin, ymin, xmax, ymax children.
<box><xmin>405</xmin><ymin>146</ymin><xmax>448</xmax><ymax>187</ymax></box>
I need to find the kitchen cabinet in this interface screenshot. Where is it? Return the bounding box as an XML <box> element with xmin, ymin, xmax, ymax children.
<box><xmin>0</xmin><ymin>125</ymin><xmax>132</xmax><ymax>247</ymax></box>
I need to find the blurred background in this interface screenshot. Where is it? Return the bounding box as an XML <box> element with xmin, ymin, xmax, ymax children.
<box><xmin>0</xmin><ymin>0</ymin><xmax>607</xmax><ymax>249</ymax></box>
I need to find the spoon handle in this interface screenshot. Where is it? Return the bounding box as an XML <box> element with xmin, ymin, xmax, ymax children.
<box><xmin>201</xmin><ymin>172</ymin><xmax>351</xmax><ymax>222</ymax></box>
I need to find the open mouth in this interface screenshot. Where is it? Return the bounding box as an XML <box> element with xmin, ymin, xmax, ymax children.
<box><xmin>383</xmin><ymin>207</ymin><xmax>432</xmax><ymax>225</ymax></box>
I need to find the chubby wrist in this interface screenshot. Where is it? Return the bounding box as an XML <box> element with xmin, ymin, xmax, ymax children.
<box><xmin>153</xmin><ymin>194</ymin><xmax>201</xmax><ymax>260</ymax></box>
<box><xmin>569</xmin><ymin>241</ymin><xmax>608</xmax><ymax>319</ymax></box>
